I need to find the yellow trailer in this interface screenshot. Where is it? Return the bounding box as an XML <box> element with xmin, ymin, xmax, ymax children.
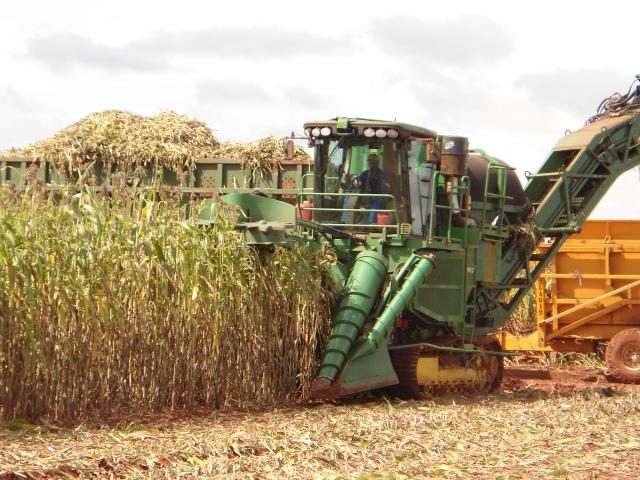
<box><xmin>499</xmin><ymin>220</ymin><xmax>640</xmax><ymax>382</ymax></box>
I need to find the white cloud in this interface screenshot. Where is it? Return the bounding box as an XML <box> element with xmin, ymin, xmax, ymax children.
<box><xmin>284</xmin><ymin>85</ymin><xmax>327</xmax><ymax>109</ymax></box>
<box><xmin>27</xmin><ymin>33</ymin><xmax>169</xmax><ymax>72</ymax></box>
<box><xmin>0</xmin><ymin>0</ymin><xmax>638</xmax><ymax>218</ymax></box>
<box><xmin>0</xmin><ymin>87</ymin><xmax>34</xmax><ymax>112</ymax></box>
<box><xmin>196</xmin><ymin>80</ymin><xmax>271</xmax><ymax>104</ymax></box>
<box><xmin>132</xmin><ymin>26</ymin><xmax>352</xmax><ymax>59</ymax></box>
<box><xmin>26</xmin><ymin>27</ymin><xmax>353</xmax><ymax>73</ymax></box>
<box><xmin>517</xmin><ymin>69</ymin><xmax>630</xmax><ymax>119</ymax></box>
<box><xmin>370</xmin><ymin>14</ymin><xmax>513</xmax><ymax>66</ymax></box>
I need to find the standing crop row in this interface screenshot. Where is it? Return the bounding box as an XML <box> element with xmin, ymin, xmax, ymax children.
<box><xmin>0</xmin><ymin>187</ymin><xmax>334</xmax><ymax>422</ymax></box>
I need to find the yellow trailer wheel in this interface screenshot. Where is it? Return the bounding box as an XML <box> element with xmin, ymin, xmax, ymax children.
<box><xmin>606</xmin><ymin>328</ymin><xmax>640</xmax><ymax>383</ymax></box>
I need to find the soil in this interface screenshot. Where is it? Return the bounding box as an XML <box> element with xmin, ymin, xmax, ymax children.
<box><xmin>3</xmin><ymin>365</ymin><xmax>640</xmax><ymax>479</ymax></box>
<box><xmin>502</xmin><ymin>364</ymin><xmax>640</xmax><ymax>395</ymax></box>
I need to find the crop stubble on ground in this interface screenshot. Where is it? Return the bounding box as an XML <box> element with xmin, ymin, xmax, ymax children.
<box><xmin>1</xmin><ymin>366</ymin><xmax>640</xmax><ymax>480</ymax></box>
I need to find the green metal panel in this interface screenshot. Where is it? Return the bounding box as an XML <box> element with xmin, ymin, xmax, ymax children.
<box><xmin>476</xmin><ymin>240</ymin><xmax>500</xmax><ymax>283</ymax></box>
<box><xmin>254</xmin><ymin>168</ymin><xmax>276</xmax><ymax>190</ymax></box>
<box><xmin>279</xmin><ymin>166</ymin><xmax>301</xmax><ymax>194</ymax></box>
<box><xmin>197</xmin><ymin>193</ymin><xmax>297</xmax><ymax>244</ymax></box>
<box><xmin>0</xmin><ymin>156</ymin><xmax>313</xmax><ymax>201</ymax></box>
<box><xmin>223</xmin><ymin>164</ymin><xmax>249</xmax><ymax>189</ymax></box>
<box><xmin>194</xmin><ymin>163</ymin><xmax>216</xmax><ymax>189</ymax></box>
<box><xmin>2</xmin><ymin>158</ymin><xmax>27</xmax><ymax>185</ymax></box>
<box><xmin>412</xmin><ymin>250</ymin><xmax>467</xmax><ymax>325</ymax></box>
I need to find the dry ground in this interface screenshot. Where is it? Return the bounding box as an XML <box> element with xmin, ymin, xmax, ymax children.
<box><xmin>2</xmin><ymin>365</ymin><xmax>640</xmax><ymax>480</ymax></box>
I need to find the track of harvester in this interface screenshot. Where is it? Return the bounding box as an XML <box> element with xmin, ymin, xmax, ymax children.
<box><xmin>387</xmin><ymin>345</ymin><xmax>504</xmax><ymax>398</ymax></box>
<box><xmin>387</xmin><ymin>349</ymin><xmax>422</xmax><ymax>398</ymax></box>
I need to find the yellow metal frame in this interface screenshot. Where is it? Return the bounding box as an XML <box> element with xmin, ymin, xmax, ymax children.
<box><xmin>500</xmin><ymin>220</ymin><xmax>640</xmax><ymax>352</ymax></box>
<box><xmin>416</xmin><ymin>356</ymin><xmax>484</xmax><ymax>386</ymax></box>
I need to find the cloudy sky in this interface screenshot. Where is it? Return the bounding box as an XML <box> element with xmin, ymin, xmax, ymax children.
<box><xmin>1</xmin><ymin>0</ymin><xmax>638</xmax><ymax>218</ymax></box>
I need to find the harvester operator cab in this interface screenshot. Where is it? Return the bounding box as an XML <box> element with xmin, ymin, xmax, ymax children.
<box><xmin>301</xmin><ymin>117</ymin><xmax>528</xmax><ymax>242</ymax></box>
<box><xmin>302</xmin><ymin>118</ymin><xmax>450</xmax><ymax>237</ymax></box>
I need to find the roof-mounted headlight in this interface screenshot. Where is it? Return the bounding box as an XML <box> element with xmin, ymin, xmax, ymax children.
<box><xmin>375</xmin><ymin>129</ymin><xmax>387</xmax><ymax>138</ymax></box>
<box><xmin>304</xmin><ymin>128</ymin><xmax>311</xmax><ymax>137</ymax></box>
<box><xmin>311</xmin><ymin>127</ymin><xmax>321</xmax><ymax>137</ymax></box>
<box><xmin>320</xmin><ymin>127</ymin><xmax>331</xmax><ymax>136</ymax></box>
<box><xmin>387</xmin><ymin>129</ymin><xmax>399</xmax><ymax>139</ymax></box>
<box><xmin>364</xmin><ymin>127</ymin><xmax>376</xmax><ymax>138</ymax></box>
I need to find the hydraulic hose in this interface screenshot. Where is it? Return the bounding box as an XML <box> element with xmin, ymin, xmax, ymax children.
<box><xmin>361</xmin><ymin>255</ymin><xmax>435</xmax><ymax>354</ymax></box>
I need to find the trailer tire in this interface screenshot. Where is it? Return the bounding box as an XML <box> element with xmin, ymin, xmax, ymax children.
<box><xmin>605</xmin><ymin>328</ymin><xmax>640</xmax><ymax>383</ymax></box>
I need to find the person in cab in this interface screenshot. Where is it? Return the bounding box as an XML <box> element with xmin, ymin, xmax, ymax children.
<box><xmin>355</xmin><ymin>153</ymin><xmax>391</xmax><ymax>223</ymax></box>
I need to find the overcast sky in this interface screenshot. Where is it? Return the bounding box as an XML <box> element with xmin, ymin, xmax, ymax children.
<box><xmin>1</xmin><ymin>0</ymin><xmax>638</xmax><ymax>218</ymax></box>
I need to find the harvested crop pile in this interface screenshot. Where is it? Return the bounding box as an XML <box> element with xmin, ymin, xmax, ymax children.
<box><xmin>5</xmin><ymin>110</ymin><xmax>221</xmax><ymax>176</ymax></box>
<box><xmin>2</xmin><ymin>110</ymin><xmax>312</xmax><ymax>186</ymax></box>
<box><xmin>213</xmin><ymin>136</ymin><xmax>311</xmax><ymax>182</ymax></box>
<box><xmin>0</xmin><ymin>187</ymin><xmax>334</xmax><ymax>423</ymax></box>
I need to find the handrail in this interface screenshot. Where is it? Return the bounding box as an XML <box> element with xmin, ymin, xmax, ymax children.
<box><xmin>301</xmin><ymin>207</ymin><xmax>396</xmax><ymax>213</ymax></box>
<box><xmin>427</xmin><ymin>173</ymin><xmax>470</xmax><ymax>244</ymax></box>
<box><xmin>481</xmin><ymin>162</ymin><xmax>508</xmax><ymax>236</ymax></box>
<box><xmin>295</xmin><ymin>191</ymin><xmax>402</xmax><ymax>234</ymax></box>
<box><xmin>299</xmin><ymin>172</ymin><xmax>317</xmax><ymax>191</ymax></box>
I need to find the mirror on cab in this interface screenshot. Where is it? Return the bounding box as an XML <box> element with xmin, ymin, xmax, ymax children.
<box><xmin>412</xmin><ymin>139</ymin><xmax>437</xmax><ymax>164</ymax></box>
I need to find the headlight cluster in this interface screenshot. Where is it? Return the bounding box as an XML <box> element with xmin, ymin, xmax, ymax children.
<box><xmin>363</xmin><ymin>128</ymin><xmax>399</xmax><ymax>139</ymax></box>
<box><xmin>304</xmin><ymin>126</ymin><xmax>400</xmax><ymax>139</ymax></box>
<box><xmin>304</xmin><ymin>127</ymin><xmax>332</xmax><ymax>137</ymax></box>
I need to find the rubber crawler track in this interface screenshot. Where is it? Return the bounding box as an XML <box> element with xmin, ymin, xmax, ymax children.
<box><xmin>387</xmin><ymin>348</ymin><xmax>422</xmax><ymax>399</ymax></box>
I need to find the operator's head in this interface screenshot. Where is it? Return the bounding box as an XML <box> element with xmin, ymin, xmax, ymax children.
<box><xmin>368</xmin><ymin>153</ymin><xmax>380</xmax><ymax>170</ymax></box>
